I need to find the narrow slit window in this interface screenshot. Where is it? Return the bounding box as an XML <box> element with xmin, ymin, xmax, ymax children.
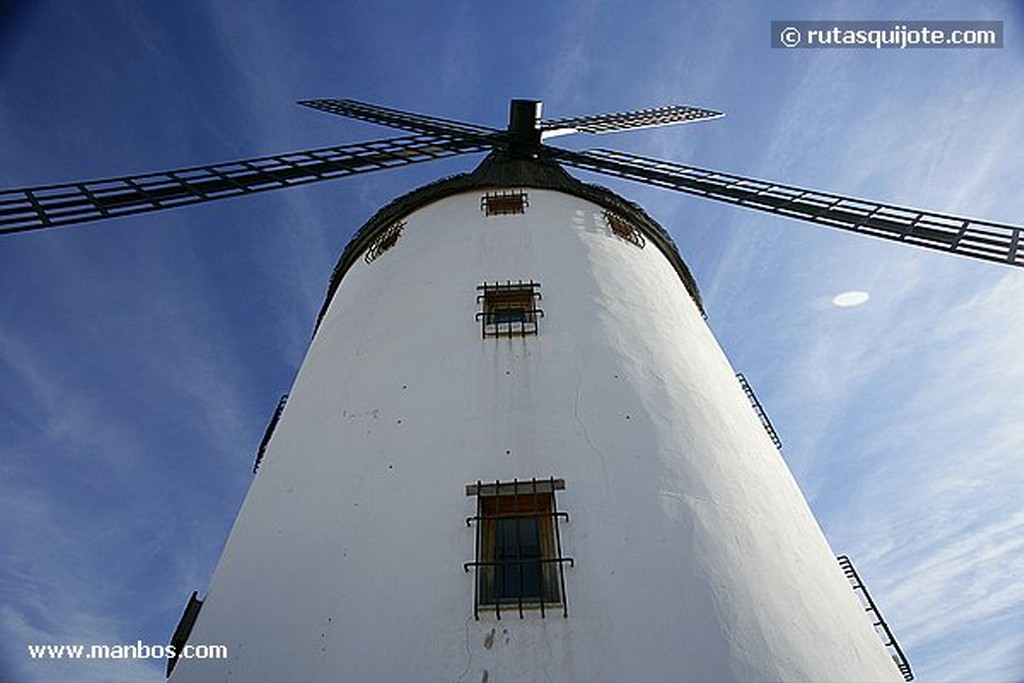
<box><xmin>476</xmin><ymin>281</ymin><xmax>543</xmax><ymax>338</ymax></box>
<box><xmin>481</xmin><ymin>190</ymin><xmax>528</xmax><ymax>216</ymax></box>
<box><xmin>253</xmin><ymin>394</ymin><xmax>288</xmax><ymax>473</ymax></box>
<box><xmin>465</xmin><ymin>478</ymin><xmax>573</xmax><ymax>619</ymax></box>
<box><xmin>166</xmin><ymin>591</ymin><xmax>204</xmax><ymax>677</ymax></box>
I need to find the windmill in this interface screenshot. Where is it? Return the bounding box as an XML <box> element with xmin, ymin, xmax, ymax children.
<box><xmin>4</xmin><ymin>98</ymin><xmax>1020</xmax><ymax>682</ymax></box>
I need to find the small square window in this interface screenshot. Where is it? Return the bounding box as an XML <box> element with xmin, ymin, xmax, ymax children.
<box><xmin>465</xmin><ymin>478</ymin><xmax>573</xmax><ymax>619</ymax></box>
<box><xmin>481</xmin><ymin>190</ymin><xmax>529</xmax><ymax>216</ymax></box>
<box><xmin>476</xmin><ymin>281</ymin><xmax>543</xmax><ymax>338</ymax></box>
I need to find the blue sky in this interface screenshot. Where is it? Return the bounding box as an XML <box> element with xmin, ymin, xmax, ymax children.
<box><xmin>1</xmin><ymin>1</ymin><xmax>1022</xmax><ymax>681</ymax></box>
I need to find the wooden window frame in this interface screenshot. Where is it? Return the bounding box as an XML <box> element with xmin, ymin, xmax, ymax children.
<box><xmin>481</xmin><ymin>190</ymin><xmax>529</xmax><ymax>216</ymax></box>
<box><xmin>475</xmin><ymin>281</ymin><xmax>543</xmax><ymax>338</ymax></box>
<box><xmin>465</xmin><ymin>478</ymin><xmax>572</xmax><ymax>619</ymax></box>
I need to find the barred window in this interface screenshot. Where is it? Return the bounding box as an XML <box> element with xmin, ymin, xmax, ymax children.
<box><xmin>465</xmin><ymin>478</ymin><xmax>573</xmax><ymax>619</ymax></box>
<box><xmin>603</xmin><ymin>210</ymin><xmax>645</xmax><ymax>248</ymax></box>
<box><xmin>364</xmin><ymin>220</ymin><xmax>404</xmax><ymax>263</ymax></box>
<box><xmin>481</xmin><ymin>189</ymin><xmax>528</xmax><ymax>216</ymax></box>
<box><xmin>476</xmin><ymin>281</ymin><xmax>543</xmax><ymax>338</ymax></box>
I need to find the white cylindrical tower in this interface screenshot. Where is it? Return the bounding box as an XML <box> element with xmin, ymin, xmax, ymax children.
<box><xmin>169</xmin><ymin>154</ymin><xmax>902</xmax><ymax>682</ymax></box>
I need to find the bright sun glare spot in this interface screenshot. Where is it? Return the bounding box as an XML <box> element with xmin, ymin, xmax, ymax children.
<box><xmin>832</xmin><ymin>291</ymin><xmax>870</xmax><ymax>308</ymax></box>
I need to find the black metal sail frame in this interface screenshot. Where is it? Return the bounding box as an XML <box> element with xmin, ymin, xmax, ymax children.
<box><xmin>0</xmin><ymin>134</ymin><xmax>492</xmax><ymax>235</ymax></box>
<box><xmin>2</xmin><ymin>97</ymin><xmax>1020</xmax><ymax>269</ymax></box>
<box><xmin>549</xmin><ymin>147</ymin><xmax>1023</xmax><ymax>268</ymax></box>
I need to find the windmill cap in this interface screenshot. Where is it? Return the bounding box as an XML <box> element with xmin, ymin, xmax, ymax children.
<box><xmin>315</xmin><ymin>151</ymin><xmax>703</xmax><ymax>330</ymax></box>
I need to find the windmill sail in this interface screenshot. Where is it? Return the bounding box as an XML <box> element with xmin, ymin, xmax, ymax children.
<box><xmin>552</xmin><ymin>146</ymin><xmax>1023</xmax><ymax>266</ymax></box>
<box><xmin>1</xmin><ymin>97</ymin><xmax>1019</xmax><ymax>273</ymax></box>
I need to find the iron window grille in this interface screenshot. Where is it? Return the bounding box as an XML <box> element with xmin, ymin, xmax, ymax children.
<box><xmin>476</xmin><ymin>281</ymin><xmax>543</xmax><ymax>338</ymax></box>
<box><xmin>364</xmin><ymin>220</ymin><xmax>405</xmax><ymax>263</ymax></box>
<box><xmin>603</xmin><ymin>209</ymin><xmax>646</xmax><ymax>248</ymax></box>
<box><xmin>736</xmin><ymin>373</ymin><xmax>782</xmax><ymax>450</ymax></box>
<box><xmin>464</xmin><ymin>478</ymin><xmax>573</xmax><ymax>619</ymax></box>
<box><xmin>481</xmin><ymin>189</ymin><xmax>529</xmax><ymax>216</ymax></box>
<box><xmin>837</xmin><ymin>555</ymin><xmax>914</xmax><ymax>681</ymax></box>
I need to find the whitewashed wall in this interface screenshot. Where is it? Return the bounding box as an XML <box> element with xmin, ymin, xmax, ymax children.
<box><xmin>172</xmin><ymin>187</ymin><xmax>901</xmax><ymax>682</ymax></box>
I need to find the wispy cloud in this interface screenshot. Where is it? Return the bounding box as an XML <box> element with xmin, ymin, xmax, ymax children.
<box><xmin>792</xmin><ymin>270</ymin><xmax>1024</xmax><ymax>681</ymax></box>
<box><xmin>674</xmin><ymin>11</ymin><xmax>1024</xmax><ymax>680</ymax></box>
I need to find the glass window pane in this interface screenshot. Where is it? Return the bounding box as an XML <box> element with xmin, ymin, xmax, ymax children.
<box><xmin>494</xmin><ymin>308</ymin><xmax>527</xmax><ymax>325</ymax></box>
<box><xmin>494</xmin><ymin>517</ymin><xmax>542</xmax><ymax>600</ymax></box>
